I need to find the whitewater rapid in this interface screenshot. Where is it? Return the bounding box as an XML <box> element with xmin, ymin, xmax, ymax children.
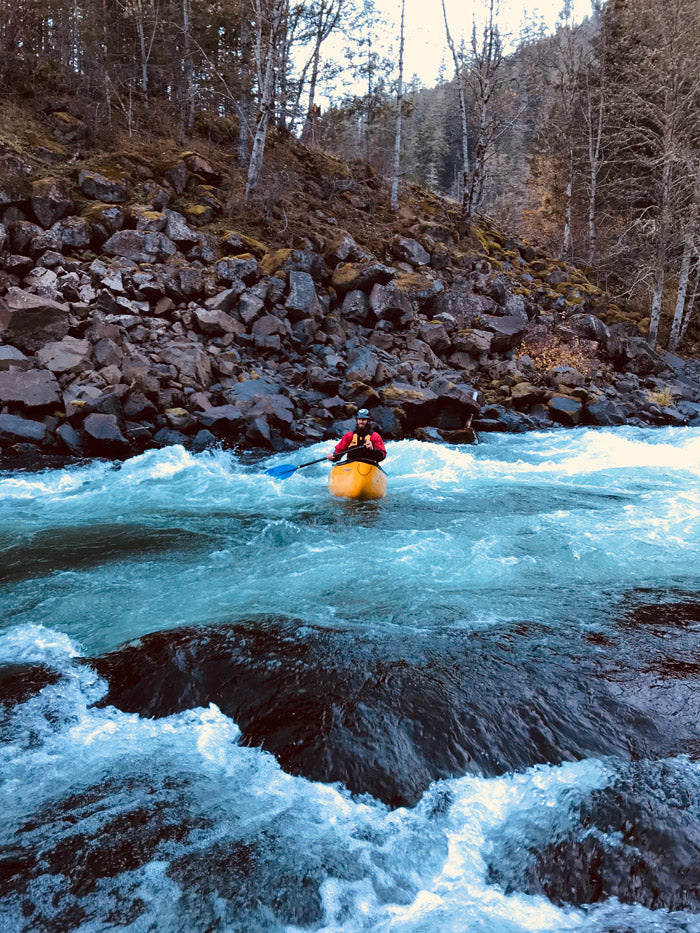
<box><xmin>2</xmin><ymin>427</ymin><xmax>700</xmax><ymax>931</ymax></box>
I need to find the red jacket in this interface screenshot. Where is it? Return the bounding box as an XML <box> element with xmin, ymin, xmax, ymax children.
<box><xmin>334</xmin><ymin>429</ymin><xmax>386</xmax><ymax>462</ymax></box>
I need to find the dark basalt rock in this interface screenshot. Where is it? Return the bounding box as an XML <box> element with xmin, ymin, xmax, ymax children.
<box><xmin>488</xmin><ymin>759</ymin><xmax>700</xmax><ymax>912</ymax></box>
<box><xmin>83</xmin><ymin>413</ymin><xmax>129</xmax><ymax>456</ymax></box>
<box><xmin>548</xmin><ymin>394</ymin><xmax>583</xmax><ymax>426</ymax></box>
<box><xmin>92</xmin><ymin>597</ymin><xmax>700</xmax><ymax>811</ymax></box>
<box><xmin>0</xmin><ymin>368</ymin><xmax>61</xmax><ymax>411</ymax></box>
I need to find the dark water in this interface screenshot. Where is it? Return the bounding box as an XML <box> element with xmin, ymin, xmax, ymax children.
<box><xmin>2</xmin><ymin>430</ymin><xmax>700</xmax><ymax>931</ymax></box>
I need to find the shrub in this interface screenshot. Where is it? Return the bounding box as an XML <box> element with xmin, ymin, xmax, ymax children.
<box><xmin>517</xmin><ymin>333</ymin><xmax>595</xmax><ymax>383</ymax></box>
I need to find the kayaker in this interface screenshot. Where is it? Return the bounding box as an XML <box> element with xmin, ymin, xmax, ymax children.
<box><xmin>327</xmin><ymin>408</ymin><xmax>387</xmax><ymax>464</ymax></box>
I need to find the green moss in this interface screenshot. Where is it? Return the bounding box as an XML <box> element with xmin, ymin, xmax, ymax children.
<box><xmin>262</xmin><ymin>248</ymin><xmax>295</xmax><ymax>276</ymax></box>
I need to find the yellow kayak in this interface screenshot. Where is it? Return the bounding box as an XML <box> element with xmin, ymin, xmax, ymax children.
<box><xmin>329</xmin><ymin>460</ymin><xmax>387</xmax><ymax>500</ymax></box>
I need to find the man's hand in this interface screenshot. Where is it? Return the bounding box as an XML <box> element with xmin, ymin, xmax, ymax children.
<box><xmin>364</xmin><ymin>437</ymin><xmax>374</xmax><ymax>449</ymax></box>
<box><xmin>326</xmin><ymin>452</ymin><xmax>335</xmax><ymax>460</ymax></box>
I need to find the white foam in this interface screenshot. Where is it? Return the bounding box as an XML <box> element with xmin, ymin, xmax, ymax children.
<box><xmin>0</xmin><ymin>623</ymin><xmax>82</xmax><ymax>665</ymax></box>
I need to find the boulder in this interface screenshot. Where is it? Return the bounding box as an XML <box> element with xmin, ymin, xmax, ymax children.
<box><xmin>56</xmin><ymin>421</ymin><xmax>83</xmax><ymax>454</ymax></box>
<box><xmin>92</xmin><ymin>337</ymin><xmax>124</xmax><ymax>366</ymax></box>
<box><xmin>379</xmin><ymin>382</ymin><xmax>438</xmax><ymax>428</ymax></box>
<box><xmin>245</xmin><ymin>415</ymin><xmax>272</xmax><ymax>446</ymax></box>
<box><xmin>418</xmin><ymin>322</ymin><xmax>450</xmax><ymax>355</ymax></box>
<box><xmin>511</xmin><ymin>381</ymin><xmax>547</xmax><ymax>411</ymax></box>
<box><xmin>164</xmin><ymin>209</ymin><xmax>198</xmax><ymax>246</ymax></box>
<box><xmin>0</xmin><ymin>161</ymin><xmax>31</xmax><ymax>208</ymax></box>
<box><xmin>286</xmin><ymin>271</ymin><xmax>321</xmax><ymax>320</ymax></box>
<box><xmin>123</xmin><ymin>391</ymin><xmax>157</xmax><ymax>421</ymax></box>
<box><xmin>393</xmin><ymin>272</ymin><xmax>443</xmax><ymax>309</ymax></box>
<box><xmin>193</xmin><ymin>307</ymin><xmax>243</xmax><ymax>336</ymax></box>
<box><xmin>245</xmin><ymin>393</ymin><xmax>294</xmax><ymax>429</ymax></box>
<box><xmin>31</xmin><ymin>177</ymin><xmax>74</xmax><ymax>228</ymax></box>
<box><xmin>184</xmin><ymin>153</ymin><xmax>221</xmax><ymax>184</ymax></box>
<box><xmin>548</xmin><ymin>366</ymin><xmax>585</xmax><ymax>388</ymax></box>
<box><xmin>0</xmin><ymin>288</ymin><xmax>70</xmax><ymax>351</ymax></box>
<box><xmin>8</xmin><ymin>220</ymin><xmax>42</xmax><ymax>253</ymax></box>
<box><xmin>584</xmin><ymin>400</ymin><xmax>626</xmax><ymax>426</ymax></box>
<box><xmin>63</xmin><ymin>383</ymin><xmax>105</xmax><ymax>421</ymax></box>
<box><xmin>215</xmin><ymin>255</ymin><xmax>258</xmax><ymax>285</ymax></box>
<box><xmin>503</xmin><ymin>293</ymin><xmax>529</xmax><ymax>323</ymax></box>
<box><xmin>0</xmin><ymin>368</ymin><xmax>61</xmax><ymax>410</ymax></box>
<box><xmin>197</xmin><ymin>405</ymin><xmax>245</xmax><ymax>436</ymax></box>
<box><xmin>326</xmin><ymin>232</ymin><xmax>359</xmax><ymax>265</ymax></box>
<box><xmin>0</xmin><ymin>413</ymin><xmax>48</xmax><ymax>444</ymax></box>
<box><xmin>165</xmin><ymin>407</ymin><xmax>196</xmax><ymax>431</ymax></box>
<box><xmin>622</xmin><ymin>337</ymin><xmax>668</xmax><ymax>376</ymax></box>
<box><xmin>238</xmin><ymin>293</ymin><xmax>265</xmax><ymax>324</ymax></box>
<box><xmin>392</xmin><ymin>236</ymin><xmax>430</xmax><ymax>266</ymax></box>
<box><xmin>477</xmin><ymin>315</ymin><xmax>528</xmax><ymax>353</ymax></box>
<box><xmin>205</xmin><ymin>287</ymin><xmax>244</xmax><ymax>314</ymax></box>
<box><xmin>78</xmin><ymin>170</ymin><xmax>129</xmax><ymax>204</ymax></box>
<box><xmin>340</xmin><ymin>289</ymin><xmax>371</xmax><ymax>324</ymax></box>
<box><xmin>331</xmin><ymin>261</ymin><xmax>395</xmax><ymax>296</ymax></box>
<box><xmin>187</xmin><ymin>232</ymin><xmax>219</xmax><ymax>264</ymax></box>
<box><xmin>0</xmin><ymin>346</ymin><xmax>30</xmax><ymax>371</ymax></box>
<box><xmin>345</xmin><ymin>346</ymin><xmax>379</xmax><ymax>383</ymax></box>
<box><xmin>157</xmin><ymin>343</ymin><xmax>212</xmax><ymax>389</ymax></box>
<box><xmin>36</xmin><ymin>336</ymin><xmax>92</xmax><ymax>374</ymax></box>
<box><xmin>103</xmin><ymin>230</ymin><xmax>177</xmax><ymax>263</ymax></box>
<box><xmin>451</xmin><ymin>329</ymin><xmax>493</xmax><ymax>356</ymax></box>
<box><xmin>83</xmin><ymin>412</ymin><xmax>129</xmax><ymax>455</ymax></box>
<box><xmin>548</xmin><ymin>394</ymin><xmax>583</xmax><ymax>426</ymax></box>
<box><xmin>184</xmin><ymin>204</ymin><xmax>215</xmax><ymax>226</ymax></box>
<box><xmin>252</xmin><ymin>314</ymin><xmax>287</xmax><ymax>338</ymax></box>
<box><xmin>25</xmin><ymin>266</ymin><xmax>59</xmax><ymax>299</ymax></box>
<box><xmin>568</xmin><ymin>313</ymin><xmax>611</xmax><ymax>344</ymax></box>
<box><xmin>369</xmin><ymin>282</ymin><xmax>414</xmax><ymax>326</ymax></box>
<box><xmin>46</xmin><ymin>216</ymin><xmax>91</xmax><ymax>251</ymax></box>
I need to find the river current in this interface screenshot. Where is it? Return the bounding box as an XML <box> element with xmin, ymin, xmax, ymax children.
<box><xmin>2</xmin><ymin>427</ymin><xmax>700</xmax><ymax>932</ymax></box>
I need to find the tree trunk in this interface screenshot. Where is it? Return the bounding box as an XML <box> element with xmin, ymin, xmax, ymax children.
<box><xmin>668</xmin><ymin>233</ymin><xmax>694</xmax><ymax>351</ymax></box>
<box><xmin>182</xmin><ymin>0</ymin><xmax>194</xmax><ymax>135</ymax></box>
<box><xmin>648</xmin><ymin>141</ymin><xmax>673</xmax><ymax>347</ymax></box>
<box><xmin>390</xmin><ymin>0</ymin><xmax>405</xmax><ymax>211</ymax></box>
<box><xmin>300</xmin><ymin>6</ymin><xmax>324</xmax><ymax>145</ymax></box>
<box><xmin>587</xmin><ymin>90</ymin><xmax>603</xmax><ymax>263</ymax></box>
<box><xmin>679</xmin><ymin>264</ymin><xmax>700</xmax><ymax>344</ymax></box>
<box><xmin>562</xmin><ymin>146</ymin><xmax>573</xmax><ymax>256</ymax></box>
<box><xmin>238</xmin><ymin>18</ymin><xmax>253</xmax><ymax>166</ymax></box>
<box><xmin>135</xmin><ymin>0</ymin><xmax>149</xmax><ymax>101</ymax></box>
<box><xmin>245</xmin><ymin>0</ymin><xmax>286</xmax><ymax>205</ymax></box>
<box><xmin>441</xmin><ymin>0</ymin><xmax>470</xmax><ymax>229</ymax></box>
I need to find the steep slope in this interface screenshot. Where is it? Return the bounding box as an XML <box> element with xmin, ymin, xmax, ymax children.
<box><xmin>0</xmin><ymin>98</ymin><xmax>697</xmax><ymax>463</ymax></box>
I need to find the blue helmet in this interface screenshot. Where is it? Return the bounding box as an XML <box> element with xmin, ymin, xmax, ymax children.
<box><xmin>356</xmin><ymin>408</ymin><xmax>370</xmax><ymax>419</ymax></box>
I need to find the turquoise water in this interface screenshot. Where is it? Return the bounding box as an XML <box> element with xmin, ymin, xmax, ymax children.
<box><xmin>2</xmin><ymin>427</ymin><xmax>700</xmax><ymax>931</ymax></box>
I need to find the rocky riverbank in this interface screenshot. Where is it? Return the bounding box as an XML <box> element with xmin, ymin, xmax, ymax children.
<box><xmin>1</xmin><ymin>118</ymin><xmax>699</xmax><ymax>466</ymax></box>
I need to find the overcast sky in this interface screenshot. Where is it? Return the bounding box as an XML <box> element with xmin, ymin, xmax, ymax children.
<box><xmin>367</xmin><ymin>0</ymin><xmax>596</xmax><ymax>86</ymax></box>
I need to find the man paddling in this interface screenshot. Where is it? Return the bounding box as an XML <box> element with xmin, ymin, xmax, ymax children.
<box><xmin>327</xmin><ymin>408</ymin><xmax>387</xmax><ymax>464</ymax></box>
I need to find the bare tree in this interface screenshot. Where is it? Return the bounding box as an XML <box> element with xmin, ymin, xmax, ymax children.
<box><xmin>441</xmin><ymin>0</ymin><xmax>470</xmax><ymax>228</ymax></box>
<box><xmin>245</xmin><ymin>0</ymin><xmax>288</xmax><ymax>205</ymax></box>
<box><xmin>300</xmin><ymin>0</ymin><xmax>344</xmax><ymax>145</ymax></box>
<box><xmin>465</xmin><ymin>0</ymin><xmax>504</xmax><ymax>220</ymax></box>
<box><xmin>389</xmin><ymin>0</ymin><xmax>405</xmax><ymax>210</ymax></box>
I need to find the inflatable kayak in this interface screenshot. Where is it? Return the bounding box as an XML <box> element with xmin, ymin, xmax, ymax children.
<box><xmin>329</xmin><ymin>459</ymin><xmax>387</xmax><ymax>500</ymax></box>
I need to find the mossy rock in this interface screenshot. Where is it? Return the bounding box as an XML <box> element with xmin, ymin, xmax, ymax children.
<box><xmin>221</xmin><ymin>231</ymin><xmax>267</xmax><ymax>258</ymax></box>
<box><xmin>261</xmin><ymin>248</ymin><xmax>295</xmax><ymax>276</ymax></box>
<box><xmin>184</xmin><ymin>203</ymin><xmax>214</xmax><ymax>226</ymax></box>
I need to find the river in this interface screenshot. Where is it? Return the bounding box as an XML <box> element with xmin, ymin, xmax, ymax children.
<box><xmin>2</xmin><ymin>427</ymin><xmax>700</xmax><ymax>932</ymax></box>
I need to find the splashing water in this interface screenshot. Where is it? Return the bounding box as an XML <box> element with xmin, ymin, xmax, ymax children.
<box><xmin>2</xmin><ymin>426</ymin><xmax>700</xmax><ymax>931</ymax></box>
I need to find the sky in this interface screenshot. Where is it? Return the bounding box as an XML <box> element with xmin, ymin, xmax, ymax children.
<box><xmin>365</xmin><ymin>0</ymin><xmax>597</xmax><ymax>86</ymax></box>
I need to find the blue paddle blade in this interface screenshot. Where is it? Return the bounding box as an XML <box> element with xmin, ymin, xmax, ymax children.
<box><xmin>265</xmin><ymin>464</ymin><xmax>298</xmax><ymax>479</ymax></box>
